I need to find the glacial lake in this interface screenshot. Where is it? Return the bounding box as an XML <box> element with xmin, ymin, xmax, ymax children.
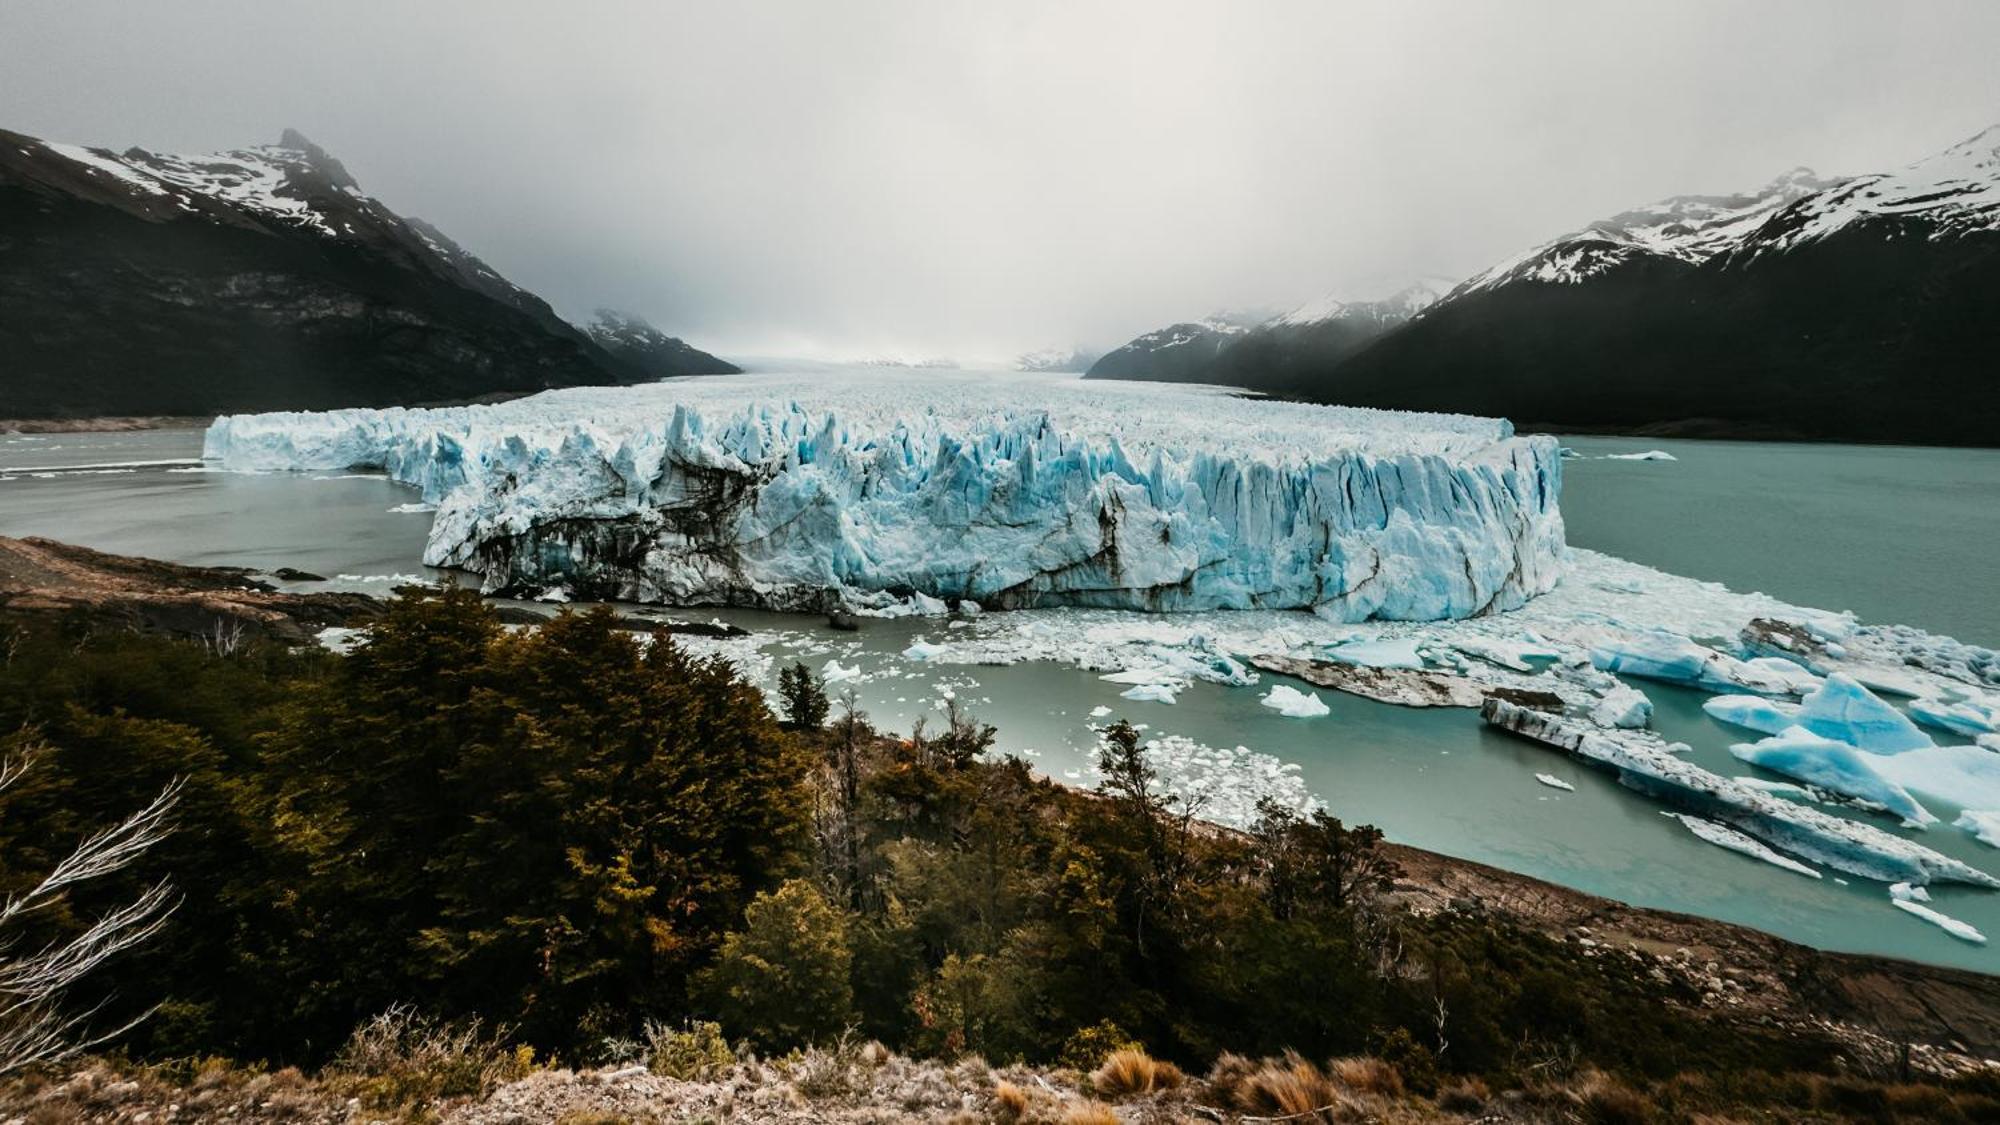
<box><xmin>4</xmin><ymin>425</ymin><xmax>2000</xmax><ymax>972</ymax></box>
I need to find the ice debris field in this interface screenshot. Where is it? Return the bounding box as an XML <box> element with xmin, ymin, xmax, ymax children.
<box><xmin>209</xmin><ymin>370</ymin><xmax>2000</xmax><ymax>954</ymax></box>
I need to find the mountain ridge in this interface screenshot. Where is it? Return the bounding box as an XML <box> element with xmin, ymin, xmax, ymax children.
<box><xmin>1089</xmin><ymin>125</ymin><xmax>2000</xmax><ymax>446</ymax></box>
<box><xmin>0</xmin><ymin>127</ymin><xmax>731</xmax><ymax>418</ymax></box>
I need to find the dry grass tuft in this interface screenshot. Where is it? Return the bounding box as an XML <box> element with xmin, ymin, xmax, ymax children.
<box><xmin>1089</xmin><ymin>1048</ymin><xmax>1182</xmax><ymax>1099</ymax></box>
<box><xmin>1060</xmin><ymin>1100</ymin><xmax>1120</xmax><ymax>1125</ymax></box>
<box><xmin>1435</xmin><ymin>1074</ymin><xmax>1489</xmax><ymax>1113</ymax></box>
<box><xmin>1226</xmin><ymin>1051</ymin><xmax>1353</xmax><ymax>1121</ymax></box>
<box><xmin>859</xmin><ymin>1039</ymin><xmax>893</xmax><ymax>1067</ymax></box>
<box><xmin>1569</xmin><ymin>1068</ymin><xmax>1653</xmax><ymax>1125</ymax></box>
<box><xmin>991</xmin><ymin>1079</ymin><xmax>1030</xmax><ymax>1122</ymax></box>
<box><xmin>1330</xmin><ymin>1055</ymin><xmax>1404</xmax><ymax>1098</ymax></box>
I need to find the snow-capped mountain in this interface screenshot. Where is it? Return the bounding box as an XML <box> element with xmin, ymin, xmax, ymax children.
<box><xmin>1015</xmin><ymin>346</ymin><xmax>1104</xmax><ymax>373</ymax></box>
<box><xmin>1306</xmin><ymin>124</ymin><xmax>2000</xmax><ymax>444</ymax></box>
<box><xmin>1445</xmin><ymin>169</ymin><xmax>1845</xmax><ymax>299</ymax></box>
<box><xmin>1729</xmin><ymin>124</ymin><xmax>2000</xmax><ymax>259</ymax></box>
<box><xmin>1085</xmin><ymin>285</ymin><xmax>1447</xmax><ymax>386</ymax></box>
<box><xmin>1267</xmin><ymin>277</ymin><xmax>1455</xmax><ymax>328</ymax></box>
<box><xmin>583</xmin><ymin>309</ymin><xmax>739</xmax><ymax>378</ymax></box>
<box><xmin>1094</xmin><ymin>127</ymin><xmax>1999</xmax><ymax>445</ymax></box>
<box><xmin>1</xmin><ymin>126</ymin><xmax>723</xmax><ymax>418</ymax></box>
<box><xmin>1083</xmin><ymin>316</ymin><xmax>1254</xmax><ymax>382</ymax></box>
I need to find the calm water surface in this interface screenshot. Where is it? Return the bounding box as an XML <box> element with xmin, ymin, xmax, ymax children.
<box><xmin>4</xmin><ymin>427</ymin><xmax>2000</xmax><ymax>971</ymax></box>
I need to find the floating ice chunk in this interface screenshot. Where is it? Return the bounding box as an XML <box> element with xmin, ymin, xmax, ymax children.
<box><xmin>902</xmin><ymin>638</ymin><xmax>949</xmax><ymax>661</ymax></box>
<box><xmin>1480</xmin><ymin>699</ymin><xmax>1995</xmax><ymax>887</ymax></box>
<box><xmin>387</xmin><ymin>502</ymin><xmax>437</xmax><ymax>514</ymax></box>
<box><xmin>1732</xmin><ymin>776</ymin><xmax>1814</xmax><ymax>800</ymax></box>
<box><xmin>910</xmin><ymin>591</ymin><xmax>949</xmax><ymax>616</ymax></box>
<box><xmin>1889</xmin><ymin>882</ymin><xmax>1931</xmax><ymax>903</ymax></box>
<box><xmin>1260</xmin><ymin>685</ymin><xmax>1330</xmax><ymax>718</ymax></box>
<box><xmin>1703</xmin><ymin>695</ymin><xmax>1800</xmax><ymax>735</ymax></box>
<box><xmin>1603</xmin><ymin>450</ymin><xmax>1677</xmax><ymax>461</ymax></box>
<box><xmin>1794</xmin><ymin>673</ymin><xmax>1934</xmax><ymax>753</ymax></box>
<box><xmin>1452</xmin><ymin>636</ymin><xmax>1554</xmax><ymax>671</ymax></box>
<box><xmin>1120</xmin><ymin>683</ymin><xmax>1178</xmax><ymax>704</ymax></box>
<box><xmin>1892</xmin><ymin>899</ymin><xmax>1987</xmax><ymax>944</ymax></box>
<box><xmin>1588</xmin><ymin>682</ymin><xmax>1653</xmax><ymax>729</ymax></box>
<box><xmin>1728</xmin><ymin>726</ymin><xmax>1936</xmax><ymax>826</ymax></box>
<box><xmin>1589</xmin><ymin>630</ymin><xmax>1797</xmax><ymax>695</ymax></box>
<box><xmin>822</xmin><ymin>659</ymin><xmax>861</xmax><ymax>683</ymax></box>
<box><xmin>1325</xmin><ymin>637</ymin><xmax>1425</xmax><ymax>669</ymax></box>
<box><xmin>1871</xmin><ymin>744</ymin><xmax>2000</xmax><ymax>811</ymax></box>
<box><xmin>1956</xmin><ymin>810</ymin><xmax>2000</xmax><ymax>848</ymax></box>
<box><xmin>1739</xmin><ymin>657</ymin><xmax>1823</xmax><ymax>695</ymax></box>
<box><xmin>1534</xmin><ymin>773</ymin><xmax>1575</xmax><ymax>792</ymax></box>
<box><xmin>1668</xmin><ymin>813</ymin><xmax>1820</xmax><ymax>878</ymax></box>
<box><xmin>1088</xmin><ymin>705</ymin><xmax>1113</xmax><ymax>718</ymax></box>
<box><xmin>1909</xmin><ymin>696</ymin><xmax>2000</xmax><ymax>738</ymax></box>
<box><xmin>958</xmin><ymin>599</ymin><xmax>983</xmax><ymax>616</ymax></box>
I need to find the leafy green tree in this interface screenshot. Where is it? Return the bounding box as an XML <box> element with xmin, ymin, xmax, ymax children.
<box><xmin>695</xmin><ymin>879</ymin><xmax>854</xmax><ymax>1050</ymax></box>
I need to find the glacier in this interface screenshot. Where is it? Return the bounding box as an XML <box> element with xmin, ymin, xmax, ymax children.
<box><xmin>204</xmin><ymin>371</ymin><xmax>1565</xmax><ymax>618</ymax></box>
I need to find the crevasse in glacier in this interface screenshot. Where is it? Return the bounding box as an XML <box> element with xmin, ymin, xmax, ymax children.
<box><xmin>204</xmin><ymin>372</ymin><xmax>1567</xmax><ymax>617</ymax></box>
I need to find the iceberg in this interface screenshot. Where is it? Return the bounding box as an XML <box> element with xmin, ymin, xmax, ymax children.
<box><xmin>1603</xmin><ymin>450</ymin><xmax>1677</xmax><ymax>461</ymax></box>
<box><xmin>1480</xmin><ymin>699</ymin><xmax>1994</xmax><ymax>887</ymax></box>
<box><xmin>1259</xmin><ymin>684</ymin><xmax>1330</xmax><ymax>718</ymax></box>
<box><xmin>1534</xmin><ymin>772</ymin><xmax>1575</xmax><ymax>792</ymax></box>
<box><xmin>1702</xmin><ymin>694</ymin><xmax>1800</xmax><ymax>734</ymax></box>
<box><xmin>204</xmin><ymin>370</ymin><xmax>1565</xmax><ymax>616</ymax></box>
<box><xmin>1956</xmin><ymin>810</ymin><xmax>2000</xmax><ymax>848</ymax></box>
<box><xmin>1909</xmin><ymin>695</ymin><xmax>2000</xmax><ymax>738</ymax></box>
<box><xmin>1589</xmin><ymin>630</ymin><xmax>1809</xmax><ymax>695</ymax></box>
<box><xmin>1871</xmin><ymin>744</ymin><xmax>2000</xmax><ymax>811</ymax></box>
<box><xmin>1891</xmin><ymin>899</ymin><xmax>1987</xmax><ymax>945</ymax></box>
<box><xmin>1793</xmin><ymin>673</ymin><xmax>1934</xmax><ymax>753</ymax></box>
<box><xmin>1120</xmin><ymin>683</ymin><xmax>1178</xmax><ymax>704</ymax></box>
<box><xmin>1668</xmin><ymin>814</ymin><xmax>1820</xmax><ymax>879</ymax></box>
<box><xmin>1727</xmin><ymin>726</ymin><xmax>1936</xmax><ymax>826</ymax></box>
<box><xmin>1324</xmin><ymin>637</ymin><xmax>1428</xmax><ymax>669</ymax></box>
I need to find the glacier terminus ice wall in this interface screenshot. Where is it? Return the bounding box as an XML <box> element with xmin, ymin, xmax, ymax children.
<box><xmin>204</xmin><ymin>370</ymin><xmax>1566</xmax><ymax>618</ymax></box>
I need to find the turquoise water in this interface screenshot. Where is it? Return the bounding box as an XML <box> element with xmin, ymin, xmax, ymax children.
<box><xmin>4</xmin><ymin>427</ymin><xmax>2000</xmax><ymax>971</ymax></box>
<box><xmin>1560</xmin><ymin>437</ymin><xmax>2000</xmax><ymax>648</ymax></box>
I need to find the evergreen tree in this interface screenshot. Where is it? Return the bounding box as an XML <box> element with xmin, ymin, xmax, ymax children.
<box><xmin>695</xmin><ymin>879</ymin><xmax>854</xmax><ymax>1050</ymax></box>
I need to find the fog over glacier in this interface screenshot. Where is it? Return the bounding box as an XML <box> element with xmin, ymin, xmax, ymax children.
<box><xmin>6</xmin><ymin>0</ymin><xmax>2000</xmax><ymax>358</ymax></box>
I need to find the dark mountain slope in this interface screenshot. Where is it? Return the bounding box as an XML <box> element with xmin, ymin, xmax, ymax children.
<box><xmin>584</xmin><ymin>309</ymin><xmax>739</xmax><ymax>378</ymax></box>
<box><xmin>0</xmin><ymin>128</ymin><xmax>713</xmax><ymax>418</ymax></box>
<box><xmin>1277</xmin><ymin>128</ymin><xmax>2000</xmax><ymax>445</ymax></box>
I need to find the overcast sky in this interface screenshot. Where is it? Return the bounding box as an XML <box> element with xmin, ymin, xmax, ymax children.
<box><xmin>6</xmin><ymin>1</ymin><xmax>1998</xmax><ymax>361</ymax></box>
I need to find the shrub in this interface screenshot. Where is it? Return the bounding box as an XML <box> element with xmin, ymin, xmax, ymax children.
<box><xmin>326</xmin><ymin>1005</ymin><xmax>531</xmax><ymax>1109</ymax></box>
<box><xmin>644</xmin><ymin>1020</ymin><xmax>733</xmax><ymax>1081</ymax></box>
<box><xmin>1090</xmin><ymin>1048</ymin><xmax>1184</xmax><ymax>1099</ymax></box>
<box><xmin>695</xmin><ymin>880</ymin><xmax>855</xmax><ymax>1050</ymax></box>
<box><xmin>1373</xmin><ymin>1027</ymin><xmax>1435</xmax><ymax>1095</ymax></box>
<box><xmin>1058</xmin><ymin>1020</ymin><xmax>1142</xmax><ymax>1073</ymax></box>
